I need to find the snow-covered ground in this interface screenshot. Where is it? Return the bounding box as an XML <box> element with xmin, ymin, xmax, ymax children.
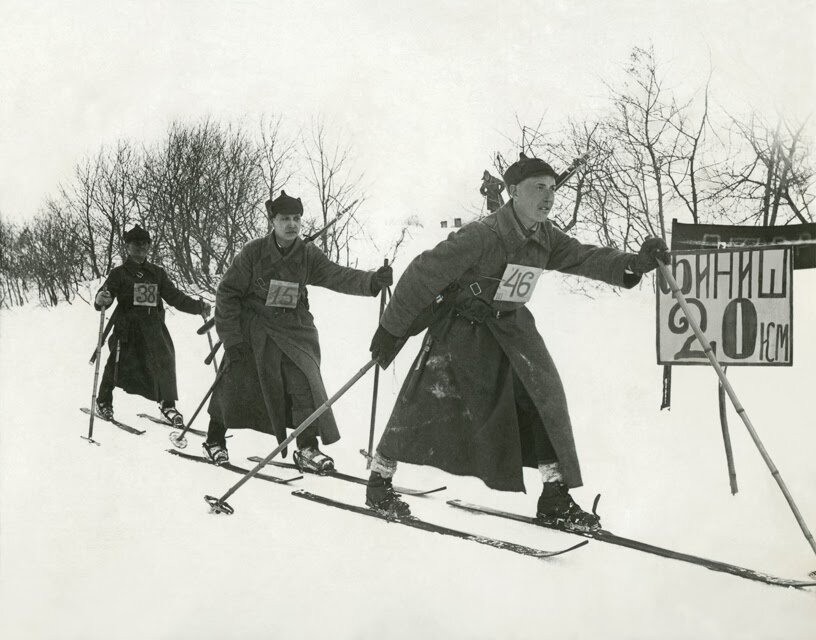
<box><xmin>1</xmin><ymin>230</ymin><xmax>815</xmax><ymax>639</ymax></box>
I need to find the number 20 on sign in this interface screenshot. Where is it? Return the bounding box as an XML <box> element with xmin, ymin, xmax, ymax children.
<box><xmin>656</xmin><ymin>247</ymin><xmax>793</xmax><ymax>366</ymax></box>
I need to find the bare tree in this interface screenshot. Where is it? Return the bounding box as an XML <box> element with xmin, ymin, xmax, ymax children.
<box><xmin>711</xmin><ymin>112</ymin><xmax>814</xmax><ymax>225</ymax></box>
<box><xmin>302</xmin><ymin>119</ymin><xmax>366</xmax><ymax>264</ymax></box>
<box><xmin>13</xmin><ymin>205</ymin><xmax>86</xmax><ymax>306</ymax></box>
<box><xmin>58</xmin><ymin>155</ymin><xmax>105</xmax><ymax>277</ymax></box>
<box><xmin>53</xmin><ymin>142</ymin><xmax>144</xmax><ymax>280</ymax></box>
<box><xmin>662</xmin><ymin>70</ymin><xmax>714</xmax><ymax>224</ymax></box>
<box><xmin>602</xmin><ymin>45</ymin><xmax>677</xmax><ymax>243</ymax></box>
<box><xmin>90</xmin><ymin>141</ymin><xmax>142</xmax><ymax>267</ymax></box>
<box><xmin>257</xmin><ymin>115</ymin><xmax>297</xmax><ymax>233</ymax></box>
<box><xmin>0</xmin><ymin>216</ymin><xmax>28</xmax><ymax>307</ymax></box>
<box><xmin>507</xmin><ymin>46</ymin><xmax>722</xmax><ymax>255</ymax></box>
<box><xmin>141</xmin><ymin>119</ymin><xmax>267</xmax><ymax>295</ymax></box>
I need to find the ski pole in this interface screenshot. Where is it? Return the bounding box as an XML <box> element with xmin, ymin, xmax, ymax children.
<box><xmin>169</xmin><ymin>362</ymin><xmax>227</xmax><ymax>449</ymax></box>
<box><xmin>303</xmin><ymin>212</ymin><xmax>344</xmax><ymax>244</ymax></box>
<box><xmin>657</xmin><ymin>259</ymin><xmax>816</xmax><ymax>559</ymax></box>
<box><xmin>89</xmin><ymin>304</ymin><xmax>118</xmax><ymax>364</ymax></box>
<box><xmin>205</xmin><ymin>358</ymin><xmax>377</xmax><ymax>514</ymax></box>
<box><xmin>197</xmin><ymin>316</ymin><xmax>215</xmax><ymax>335</ymax></box>
<box><xmin>113</xmin><ymin>339</ymin><xmax>121</xmax><ymax>385</ymax></box>
<box><xmin>83</xmin><ymin>305</ymin><xmax>107</xmax><ymax>445</ymax></box>
<box><xmin>205</xmin><ymin>330</ymin><xmax>219</xmax><ymax>374</ymax></box>
<box><xmin>205</xmin><ymin>340</ymin><xmax>223</xmax><ymax>366</ymax></box>
<box><xmin>717</xmin><ymin>366</ymin><xmax>738</xmax><ymax>495</ymax></box>
<box><xmin>366</xmin><ymin>259</ymin><xmax>389</xmax><ymax>467</ymax></box>
<box><xmin>554</xmin><ymin>152</ymin><xmax>589</xmax><ymax>189</ymax></box>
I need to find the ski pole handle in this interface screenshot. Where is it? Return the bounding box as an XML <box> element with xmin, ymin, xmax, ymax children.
<box><xmin>555</xmin><ymin>152</ymin><xmax>589</xmax><ymax>190</ymax></box>
<box><xmin>205</xmin><ymin>332</ymin><xmax>219</xmax><ymax>373</ymax></box>
<box><xmin>205</xmin><ymin>340</ymin><xmax>223</xmax><ymax>366</ymax></box>
<box><xmin>197</xmin><ymin>316</ymin><xmax>216</xmax><ymax>335</ymax></box>
<box><xmin>304</xmin><ymin>213</ymin><xmax>343</xmax><ymax>244</ymax></box>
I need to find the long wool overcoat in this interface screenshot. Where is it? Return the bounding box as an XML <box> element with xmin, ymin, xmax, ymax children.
<box><xmin>96</xmin><ymin>259</ymin><xmax>204</xmax><ymax>402</ymax></box>
<box><xmin>208</xmin><ymin>234</ymin><xmax>378</xmax><ymax>445</ymax></box>
<box><xmin>377</xmin><ymin>201</ymin><xmax>640</xmax><ymax>492</ymax></box>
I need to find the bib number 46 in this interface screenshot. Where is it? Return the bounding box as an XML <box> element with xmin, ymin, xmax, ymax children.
<box><xmin>493</xmin><ymin>264</ymin><xmax>543</xmax><ymax>304</ymax></box>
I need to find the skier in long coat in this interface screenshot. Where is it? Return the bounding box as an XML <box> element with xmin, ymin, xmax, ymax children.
<box><xmin>367</xmin><ymin>154</ymin><xmax>668</xmax><ymax>528</ymax></box>
<box><xmin>94</xmin><ymin>225</ymin><xmax>211</xmax><ymax>425</ymax></box>
<box><xmin>204</xmin><ymin>190</ymin><xmax>392</xmax><ymax>472</ymax></box>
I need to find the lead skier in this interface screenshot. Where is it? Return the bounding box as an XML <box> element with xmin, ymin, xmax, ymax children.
<box><xmin>366</xmin><ymin>154</ymin><xmax>668</xmax><ymax>528</ymax></box>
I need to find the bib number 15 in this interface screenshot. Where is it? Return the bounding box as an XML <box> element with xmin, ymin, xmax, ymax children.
<box><xmin>266</xmin><ymin>279</ymin><xmax>299</xmax><ymax>308</ymax></box>
<box><xmin>493</xmin><ymin>264</ymin><xmax>543</xmax><ymax>303</ymax></box>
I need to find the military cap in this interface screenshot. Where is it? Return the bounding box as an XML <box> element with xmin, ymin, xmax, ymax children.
<box><xmin>502</xmin><ymin>153</ymin><xmax>558</xmax><ymax>186</ymax></box>
<box><xmin>266</xmin><ymin>190</ymin><xmax>304</xmax><ymax>217</ymax></box>
<box><xmin>123</xmin><ymin>224</ymin><xmax>151</xmax><ymax>244</ymax></box>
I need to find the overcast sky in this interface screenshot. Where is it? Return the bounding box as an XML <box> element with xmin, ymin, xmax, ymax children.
<box><xmin>1</xmin><ymin>0</ymin><xmax>814</xmax><ymax>228</ymax></box>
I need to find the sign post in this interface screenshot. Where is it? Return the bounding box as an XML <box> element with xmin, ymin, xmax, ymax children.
<box><xmin>656</xmin><ymin>253</ymin><xmax>815</xmax><ymax>561</ymax></box>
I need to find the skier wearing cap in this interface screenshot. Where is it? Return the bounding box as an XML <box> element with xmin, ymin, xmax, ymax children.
<box><xmin>203</xmin><ymin>191</ymin><xmax>393</xmax><ymax>472</ymax></box>
<box><xmin>94</xmin><ymin>225</ymin><xmax>211</xmax><ymax>425</ymax></box>
<box><xmin>366</xmin><ymin>154</ymin><xmax>668</xmax><ymax>528</ymax></box>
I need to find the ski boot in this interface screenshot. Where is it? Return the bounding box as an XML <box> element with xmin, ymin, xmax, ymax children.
<box><xmin>366</xmin><ymin>472</ymin><xmax>411</xmax><ymax>518</ymax></box>
<box><xmin>293</xmin><ymin>445</ymin><xmax>335</xmax><ymax>474</ymax></box>
<box><xmin>202</xmin><ymin>441</ymin><xmax>229</xmax><ymax>466</ymax></box>
<box><xmin>159</xmin><ymin>404</ymin><xmax>185</xmax><ymax>427</ymax></box>
<box><xmin>536</xmin><ymin>482</ymin><xmax>601</xmax><ymax>531</ymax></box>
<box><xmin>95</xmin><ymin>401</ymin><xmax>114</xmax><ymax>421</ymax></box>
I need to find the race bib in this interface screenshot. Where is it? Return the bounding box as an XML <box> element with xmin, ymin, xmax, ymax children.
<box><xmin>492</xmin><ymin>264</ymin><xmax>543</xmax><ymax>304</ymax></box>
<box><xmin>265</xmin><ymin>279</ymin><xmax>299</xmax><ymax>308</ymax></box>
<box><xmin>133</xmin><ymin>282</ymin><xmax>158</xmax><ymax>307</ymax></box>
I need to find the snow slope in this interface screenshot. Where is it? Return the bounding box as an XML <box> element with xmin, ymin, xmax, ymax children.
<box><xmin>1</xmin><ymin>231</ymin><xmax>814</xmax><ymax>639</ymax></box>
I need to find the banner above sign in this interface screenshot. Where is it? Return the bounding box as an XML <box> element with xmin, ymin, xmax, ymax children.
<box><xmin>671</xmin><ymin>219</ymin><xmax>816</xmax><ymax>269</ymax></box>
<box><xmin>657</xmin><ymin>247</ymin><xmax>793</xmax><ymax>366</ymax></box>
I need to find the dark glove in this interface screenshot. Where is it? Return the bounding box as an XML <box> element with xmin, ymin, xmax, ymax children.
<box><xmin>369</xmin><ymin>323</ymin><xmax>403</xmax><ymax>368</ymax></box>
<box><xmin>199</xmin><ymin>299</ymin><xmax>212</xmax><ymax>318</ymax></box>
<box><xmin>95</xmin><ymin>289</ymin><xmax>113</xmax><ymax>309</ymax></box>
<box><xmin>226</xmin><ymin>343</ymin><xmax>252</xmax><ymax>365</ymax></box>
<box><xmin>370</xmin><ymin>265</ymin><xmax>394</xmax><ymax>294</ymax></box>
<box><xmin>630</xmin><ymin>237</ymin><xmax>670</xmax><ymax>274</ymax></box>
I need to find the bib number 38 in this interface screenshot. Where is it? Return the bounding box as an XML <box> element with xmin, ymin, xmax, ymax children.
<box><xmin>493</xmin><ymin>264</ymin><xmax>543</xmax><ymax>304</ymax></box>
<box><xmin>133</xmin><ymin>282</ymin><xmax>158</xmax><ymax>307</ymax></box>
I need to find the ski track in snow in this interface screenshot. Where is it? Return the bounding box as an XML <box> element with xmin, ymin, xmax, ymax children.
<box><xmin>1</xmin><ymin>236</ymin><xmax>815</xmax><ymax>639</ymax></box>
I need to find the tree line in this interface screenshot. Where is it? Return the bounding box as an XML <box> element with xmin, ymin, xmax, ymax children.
<box><xmin>0</xmin><ymin>117</ymin><xmax>368</xmax><ymax>307</ymax></box>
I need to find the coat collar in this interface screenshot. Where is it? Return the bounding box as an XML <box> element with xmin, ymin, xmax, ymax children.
<box><xmin>122</xmin><ymin>257</ymin><xmax>155</xmax><ymax>277</ymax></box>
<box><xmin>264</xmin><ymin>232</ymin><xmax>304</xmax><ymax>265</ymax></box>
<box><xmin>490</xmin><ymin>200</ymin><xmax>551</xmax><ymax>253</ymax></box>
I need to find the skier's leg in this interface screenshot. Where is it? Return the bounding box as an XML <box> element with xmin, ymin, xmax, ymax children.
<box><xmin>159</xmin><ymin>399</ymin><xmax>184</xmax><ymax>426</ymax></box>
<box><xmin>96</xmin><ymin>349</ymin><xmax>116</xmax><ymax>418</ymax></box>
<box><xmin>281</xmin><ymin>355</ymin><xmax>333</xmax><ymax>473</ymax></box>
<box><xmin>203</xmin><ymin>417</ymin><xmax>229</xmax><ymax>465</ymax></box>
<box><xmin>366</xmin><ymin>450</ymin><xmax>410</xmax><ymax>516</ymax></box>
<box><xmin>513</xmin><ymin>373</ymin><xmax>599</xmax><ymax>529</ymax></box>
